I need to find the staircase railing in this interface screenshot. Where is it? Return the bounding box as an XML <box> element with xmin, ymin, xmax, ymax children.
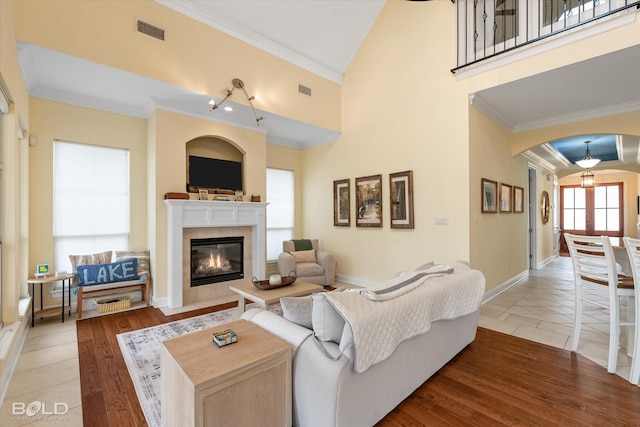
<box><xmin>452</xmin><ymin>0</ymin><xmax>640</xmax><ymax>73</ymax></box>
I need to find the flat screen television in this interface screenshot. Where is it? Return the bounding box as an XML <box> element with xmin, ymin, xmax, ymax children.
<box><xmin>188</xmin><ymin>155</ymin><xmax>243</xmax><ymax>191</ymax></box>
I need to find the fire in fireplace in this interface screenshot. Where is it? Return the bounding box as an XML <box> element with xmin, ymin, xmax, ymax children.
<box><xmin>190</xmin><ymin>236</ymin><xmax>244</xmax><ymax>286</ymax></box>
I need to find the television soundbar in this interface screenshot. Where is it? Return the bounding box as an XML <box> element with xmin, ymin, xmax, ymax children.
<box><xmin>188</xmin><ymin>155</ymin><xmax>242</xmax><ymax>192</ymax></box>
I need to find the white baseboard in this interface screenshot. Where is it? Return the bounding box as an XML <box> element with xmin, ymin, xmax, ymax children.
<box><xmin>153</xmin><ymin>296</ymin><xmax>168</xmax><ymax>308</ymax></box>
<box><xmin>482</xmin><ymin>270</ymin><xmax>529</xmax><ymax>304</ymax></box>
<box><xmin>335</xmin><ymin>273</ymin><xmax>377</xmax><ymax>288</ymax></box>
<box><xmin>537</xmin><ymin>255</ymin><xmax>557</xmax><ymax>269</ymax></box>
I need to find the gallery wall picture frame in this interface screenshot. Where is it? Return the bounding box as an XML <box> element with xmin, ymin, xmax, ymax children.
<box><xmin>333</xmin><ymin>179</ymin><xmax>351</xmax><ymax>226</ymax></box>
<box><xmin>389</xmin><ymin>170</ymin><xmax>414</xmax><ymax>229</ymax></box>
<box><xmin>500</xmin><ymin>183</ymin><xmax>513</xmax><ymax>213</ymax></box>
<box><xmin>355</xmin><ymin>174</ymin><xmax>383</xmax><ymax>227</ymax></box>
<box><xmin>481</xmin><ymin>178</ymin><xmax>498</xmax><ymax>213</ymax></box>
<box><xmin>513</xmin><ymin>186</ymin><xmax>524</xmax><ymax>213</ymax></box>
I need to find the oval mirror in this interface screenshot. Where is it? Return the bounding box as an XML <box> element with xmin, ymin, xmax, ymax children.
<box><xmin>541</xmin><ymin>191</ymin><xmax>550</xmax><ymax>224</ymax></box>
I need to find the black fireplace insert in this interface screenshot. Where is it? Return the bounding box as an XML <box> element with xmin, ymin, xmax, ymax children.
<box><xmin>190</xmin><ymin>236</ymin><xmax>244</xmax><ymax>286</ymax></box>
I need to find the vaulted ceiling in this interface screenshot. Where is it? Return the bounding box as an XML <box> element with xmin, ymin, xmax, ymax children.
<box><xmin>17</xmin><ymin>0</ymin><xmax>640</xmax><ymax>160</ymax></box>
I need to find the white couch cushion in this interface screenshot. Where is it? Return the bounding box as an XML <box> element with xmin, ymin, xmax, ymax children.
<box><xmin>312</xmin><ymin>293</ymin><xmax>345</xmax><ymax>343</ymax></box>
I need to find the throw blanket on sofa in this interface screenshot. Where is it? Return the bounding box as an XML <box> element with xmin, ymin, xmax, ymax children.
<box><xmin>358</xmin><ymin>265</ymin><xmax>454</xmax><ymax>301</ymax></box>
<box><xmin>325</xmin><ymin>261</ymin><xmax>485</xmax><ymax>373</ymax></box>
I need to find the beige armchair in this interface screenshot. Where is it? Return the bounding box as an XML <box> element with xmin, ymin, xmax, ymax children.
<box><xmin>277</xmin><ymin>239</ymin><xmax>336</xmax><ymax>287</ymax></box>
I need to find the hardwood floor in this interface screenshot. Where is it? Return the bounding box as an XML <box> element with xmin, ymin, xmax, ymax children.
<box><xmin>78</xmin><ymin>304</ymin><xmax>640</xmax><ymax>427</ymax></box>
<box><xmin>76</xmin><ymin>302</ymin><xmax>237</xmax><ymax>427</ymax></box>
<box><xmin>378</xmin><ymin>328</ymin><xmax>640</xmax><ymax>426</ymax></box>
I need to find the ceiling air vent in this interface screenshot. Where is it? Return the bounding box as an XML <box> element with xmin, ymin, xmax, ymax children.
<box><xmin>136</xmin><ymin>20</ymin><xmax>165</xmax><ymax>41</ymax></box>
<box><xmin>298</xmin><ymin>84</ymin><xmax>312</xmax><ymax>96</ymax></box>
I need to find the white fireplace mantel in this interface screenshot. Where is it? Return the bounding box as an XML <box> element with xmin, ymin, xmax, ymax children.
<box><xmin>164</xmin><ymin>200</ymin><xmax>268</xmax><ymax>308</ymax></box>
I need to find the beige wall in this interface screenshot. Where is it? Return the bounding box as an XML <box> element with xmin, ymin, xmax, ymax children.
<box><xmin>150</xmin><ymin>109</ymin><xmax>267</xmax><ymax>303</ymax></box>
<box><xmin>535</xmin><ymin>168</ymin><xmax>556</xmax><ymax>265</ymax></box>
<box><xmin>13</xmin><ymin>0</ymin><xmax>341</xmax><ymax>132</ymax></box>
<box><xmin>469</xmin><ymin>106</ymin><xmax>529</xmax><ymax>291</ymax></box>
<box><xmin>300</xmin><ymin>2</ymin><xmax>472</xmax><ymax>283</ymax></box>
<box><xmin>4</xmin><ymin>0</ymin><xmax>640</xmax><ymax>307</ymax></box>
<box><xmin>28</xmin><ymin>98</ymin><xmax>148</xmax><ymax>308</ymax></box>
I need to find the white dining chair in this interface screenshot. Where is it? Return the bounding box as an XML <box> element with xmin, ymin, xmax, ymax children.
<box><xmin>564</xmin><ymin>233</ymin><xmax>635</xmax><ymax>374</ymax></box>
<box><xmin>622</xmin><ymin>236</ymin><xmax>640</xmax><ymax>385</ymax></box>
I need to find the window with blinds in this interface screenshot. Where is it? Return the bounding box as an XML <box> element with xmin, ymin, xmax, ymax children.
<box><xmin>266</xmin><ymin>168</ymin><xmax>294</xmax><ymax>261</ymax></box>
<box><xmin>53</xmin><ymin>141</ymin><xmax>130</xmax><ymax>278</ymax></box>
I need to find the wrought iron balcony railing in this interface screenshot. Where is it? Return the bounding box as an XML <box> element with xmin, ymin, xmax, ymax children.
<box><xmin>452</xmin><ymin>0</ymin><xmax>640</xmax><ymax>73</ymax></box>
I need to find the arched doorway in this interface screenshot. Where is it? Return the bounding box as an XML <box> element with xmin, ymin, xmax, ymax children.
<box><xmin>557</xmin><ymin>169</ymin><xmax>638</xmax><ymax>254</ymax></box>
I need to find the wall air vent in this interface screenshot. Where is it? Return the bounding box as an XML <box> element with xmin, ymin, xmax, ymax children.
<box><xmin>298</xmin><ymin>84</ymin><xmax>312</xmax><ymax>96</ymax></box>
<box><xmin>136</xmin><ymin>20</ymin><xmax>165</xmax><ymax>41</ymax></box>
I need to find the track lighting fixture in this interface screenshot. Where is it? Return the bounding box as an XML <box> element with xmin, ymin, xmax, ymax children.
<box><xmin>209</xmin><ymin>78</ymin><xmax>264</xmax><ymax>126</ymax></box>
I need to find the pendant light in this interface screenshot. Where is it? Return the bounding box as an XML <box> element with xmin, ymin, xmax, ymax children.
<box><xmin>581</xmin><ymin>169</ymin><xmax>595</xmax><ymax>188</ymax></box>
<box><xmin>575</xmin><ymin>140</ymin><xmax>601</xmax><ymax>169</ymax></box>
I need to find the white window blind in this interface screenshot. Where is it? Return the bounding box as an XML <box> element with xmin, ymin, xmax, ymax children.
<box><xmin>53</xmin><ymin>141</ymin><xmax>130</xmax><ymax>275</ymax></box>
<box><xmin>266</xmin><ymin>168</ymin><xmax>294</xmax><ymax>261</ymax></box>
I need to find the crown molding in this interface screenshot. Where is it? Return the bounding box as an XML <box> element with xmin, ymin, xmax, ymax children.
<box><xmin>521</xmin><ymin>150</ymin><xmax>557</xmax><ymax>172</ymax></box>
<box><xmin>513</xmin><ymin>100</ymin><xmax>640</xmax><ymax>132</ymax></box>
<box><xmin>469</xmin><ymin>93</ymin><xmax>514</xmax><ymax>130</ymax></box>
<box><xmin>155</xmin><ymin>0</ymin><xmax>344</xmax><ymax>84</ymax></box>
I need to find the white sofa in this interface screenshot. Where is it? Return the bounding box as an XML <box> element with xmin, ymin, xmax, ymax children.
<box><xmin>241</xmin><ymin>262</ymin><xmax>485</xmax><ymax>427</ymax></box>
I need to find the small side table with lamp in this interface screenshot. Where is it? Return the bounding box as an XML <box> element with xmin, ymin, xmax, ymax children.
<box><xmin>27</xmin><ymin>264</ymin><xmax>76</xmax><ymax>327</ymax></box>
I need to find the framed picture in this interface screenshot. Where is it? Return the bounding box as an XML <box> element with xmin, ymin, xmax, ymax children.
<box><xmin>355</xmin><ymin>174</ymin><xmax>382</xmax><ymax>227</ymax></box>
<box><xmin>481</xmin><ymin>178</ymin><xmax>498</xmax><ymax>213</ymax></box>
<box><xmin>333</xmin><ymin>179</ymin><xmax>351</xmax><ymax>226</ymax></box>
<box><xmin>513</xmin><ymin>186</ymin><xmax>524</xmax><ymax>213</ymax></box>
<box><xmin>500</xmin><ymin>183</ymin><xmax>512</xmax><ymax>213</ymax></box>
<box><xmin>389</xmin><ymin>170</ymin><xmax>414</xmax><ymax>229</ymax></box>
<box><xmin>198</xmin><ymin>189</ymin><xmax>208</xmax><ymax>200</ymax></box>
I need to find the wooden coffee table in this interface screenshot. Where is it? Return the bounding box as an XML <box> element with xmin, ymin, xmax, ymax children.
<box><xmin>229</xmin><ymin>279</ymin><xmax>322</xmax><ymax>316</ymax></box>
<box><xmin>161</xmin><ymin>319</ymin><xmax>291</xmax><ymax>426</ymax></box>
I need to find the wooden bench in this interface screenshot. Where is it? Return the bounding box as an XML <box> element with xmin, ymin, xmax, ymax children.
<box><xmin>77</xmin><ymin>278</ymin><xmax>151</xmax><ymax>319</ymax></box>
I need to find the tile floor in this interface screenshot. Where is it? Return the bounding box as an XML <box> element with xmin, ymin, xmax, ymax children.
<box><xmin>479</xmin><ymin>255</ymin><xmax>635</xmax><ymax>382</ymax></box>
<box><xmin>0</xmin><ymin>314</ymin><xmax>83</xmax><ymax>426</ymax></box>
<box><xmin>1</xmin><ymin>257</ymin><xmax>637</xmax><ymax>426</ymax></box>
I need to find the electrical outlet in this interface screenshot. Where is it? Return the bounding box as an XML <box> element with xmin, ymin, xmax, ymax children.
<box><xmin>435</xmin><ymin>217</ymin><xmax>448</xmax><ymax>226</ymax></box>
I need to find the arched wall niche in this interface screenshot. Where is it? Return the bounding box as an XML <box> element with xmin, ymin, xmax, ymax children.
<box><xmin>185</xmin><ymin>135</ymin><xmax>245</xmax><ymax>188</ymax></box>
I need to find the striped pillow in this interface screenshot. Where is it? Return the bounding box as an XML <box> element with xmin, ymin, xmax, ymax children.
<box><xmin>69</xmin><ymin>251</ymin><xmax>113</xmax><ymax>285</ymax></box>
<box><xmin>116</xmin><ymin>250</ymin><xmax>151</xmax><ymax>279</ymax></box>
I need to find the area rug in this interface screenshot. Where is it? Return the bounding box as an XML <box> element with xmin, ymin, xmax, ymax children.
<box><xmin>117</xmin><ymin>304</ymin><xmax>282</xmax><ymax>427</ymax></box>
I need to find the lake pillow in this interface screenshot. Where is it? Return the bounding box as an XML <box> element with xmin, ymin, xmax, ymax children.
<box><xmin>77</xmin><ymin>258</ymin><xmax>140</xmax><ymax>286</ymax></box>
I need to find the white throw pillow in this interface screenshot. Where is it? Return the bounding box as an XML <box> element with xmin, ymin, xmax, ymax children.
<box><xmin>291</xmin><ymin>249</ymin><xmax>317</xmax><ymax>263</ymax></box>
<box><xmin>312</xmin><ymin>293</ymin><xmax>345</xmax><ymax>343</ymax></box>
